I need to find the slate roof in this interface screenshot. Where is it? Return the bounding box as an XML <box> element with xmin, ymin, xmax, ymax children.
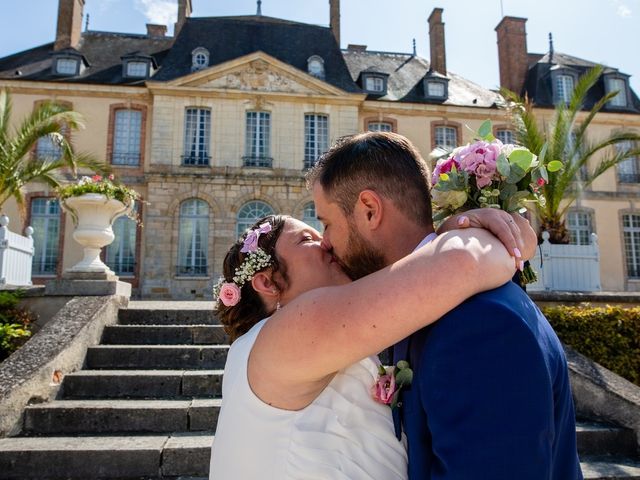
<box><xmin>0</xmin><ymin>32</ymin><xmax>173</xmax><ymax>85</ymax></box>
<box><xmin>342</xmin><ymin>49</ymin><xmax>501</xmax><ymax>107</ymax></box>
<box><xmin>152</xmin><ymin>15</ymin><xmax>360</xmax><ymax>93</ymax></box>
<box><xmin>523</xmin><ymin>51</ymin><xmax>640</xmax><ymax>113</ymax></box>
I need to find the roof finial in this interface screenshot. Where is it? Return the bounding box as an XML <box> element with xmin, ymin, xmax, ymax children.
<box><xmin>85</xmin><ymin>13</ymin><xmax>90</xmax><ymax>31</ymax></box>
<box><xmin>412</xmin><ymin>38</ymin><xmax>417</xmax><ymax>56</ymax></box>
<box><xmin>548</xmin><ymin>32</ymin><xmax>554</xmax><ymax>63</ymax></box>
<box><xmin>257</xmin><ymin>0</ymin><xmax>262</xmax><ymax>15</ymax></box>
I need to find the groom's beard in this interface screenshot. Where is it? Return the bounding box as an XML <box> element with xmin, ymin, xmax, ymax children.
<box><xmin>339</xmin><ymin>223</ymin><xmax>387</xmax><ymax>280</ymax></box>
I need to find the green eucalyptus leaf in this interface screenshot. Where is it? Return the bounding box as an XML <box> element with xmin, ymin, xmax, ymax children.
<box><xmin>509</xmin><ymin>149</ymin><xmax>534</xmax><ymax>171</ymax></box>
<box><xmin>539</xmin><ymin>165</ymin><xmax>549</xmax><ymax>182</ymax></box>
<box><xmin>478</xmin><ymin>120</ymin><xmax>493</xmax><ymax>140</ymax></box>
<box><xmin>499</xmin><ymin>184</ymin><xmax>518</xmax><ymax>200</ymax></box>
<box><xmin>547</xmin><ymin>160</ymin><xmax>563</xmax><ymax>172</ymax></box>
<box><xmin>396</xmin><ymin>360</ymin><xmax>410</xmax><ymax>370</ymax></box>
<box><xmin>538</xmin><ymin>143</ymin><xmax>548</xmax><ymax>164</ymax></box>
<box><xmin>506</xmin><ymin>163</ymin><xmax>527</xmax><ymax>184</ymax></box>
<box><xmin>497</xmin><ymin>153</ymin><xmax>510</xmax><ymax>177</ymax></box>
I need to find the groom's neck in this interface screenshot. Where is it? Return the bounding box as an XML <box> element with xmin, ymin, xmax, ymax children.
<box><xmin>383</xmin><ymin>222</ymin><xmax>435</xmax><ymax>266</ymax></box>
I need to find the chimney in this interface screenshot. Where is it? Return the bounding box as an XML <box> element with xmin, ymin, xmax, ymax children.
<box><xmin>329</xmin><ymin>0</ymin><xmax>340</xmax><ymax>47</ymax></box>
<box><xmin>147</xmin><ymin>24</ymin><xmax>167</xmax><ymax>38</ymax></box>
<box><xmin>174</xmin><ymin>0</ymin><xmax>192</xmax><ymax>37</ymax></box>
<box><xmin>428</xmin><ymin>8</ymin><xmax>446</xmax><ymax>75</ymax></box>
<box><xmin>495</xmin><ymin>16</ymin><xmax>529</xmax><ymax>93</ymax></box>
<box><xmin>54</xmin><ymin>0</ymin><xmax>85</xmax><ymax>50</ymax></box>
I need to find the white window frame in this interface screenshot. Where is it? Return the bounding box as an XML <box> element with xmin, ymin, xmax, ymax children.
<box><xmin>302</xmin><ymin>202</ymin><xmax>323</xmax><ymax>233</ymax></box>
<box><xmin>607</xmin><ymin>77</ymin><xmax>628</xmax><ymax>107</ymax></box>
<box><xmin>192</xmin><ymin>47</ymin><xmax>210</xmax><ymax>71</ymax></box>
<box><xmin>307</xmin><ymin>55</ymin><xmax>325</xmax><ymax>79</ymax></box>
<box><xmin>183</xmin><ymin>108</ymin><xmax>211</xmax><ymax>165</ymax></box>
<box><xmin>105</xmin><ymin>209</ymin><xmax>138</xmax><ymax>276</ymax></box>
<box><xmin>368</xmin><ymin>122</ymin><xmax>393</xmax><ymax>132</ymax></box>
<box><xmin>617</xmin><ymin>140</ymin><xmax>640</xmax><ymax>183</ymax></box>
<box><xmin>31</xmin><ymin>198</ymin><xmax>60</xmax><ymax>276</ymax></box>
<box><xmin>567</xmin><ymin>210</ymin><xmax>593</xmax><ymax>246</ymax></box>
<box><xmin>304</xmin><ymin>114</ymin><xmax>329</xmax><ymax>169</ymax></box>
<box><xmin>434</xmin><ymin>126</ymin><xmax>458</xmax><ymax>149</ymax></box>
<box><xmin>236</xmin><ymin>201</ymin><xmax>275</xmax><ymax>238</ymax></box>
<box><xmin>365</xmin><ymin>75</ymin><xmax>385</xmax><ymax>93</ymax></box>
<box><xmin>623</xmin><ymin>213</ymin><xmax>640</xmax><ymax>278</ymax></box>
<box><xmin>177</xmin><ymin>199</ymin><xmax>209</xmax><ymax>277</ymax></box>
<box><xmin>244</xmin><ymin>111</ymin><xmax>271</xmax><ymax>167</ymax></box>
<box><xmin>556</xmin><ymin>74</ymin><xmax>575</xmax><ymax>104</ymax></box>
<box><xmin>112</xmin><ymin>109</ymin><xmax>142</xmax><ymax>165</ymax></box>
<box><xmin>56</xmin><ymin>58</ymin><xmax>78</xmax><ymax>75</ymax></box>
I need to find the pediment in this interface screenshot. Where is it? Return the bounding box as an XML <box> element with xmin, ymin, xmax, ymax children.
<box><xmin>168</xmin><ymin>52</ymin><xmax>346</xmax><ymax>96</ymax></box>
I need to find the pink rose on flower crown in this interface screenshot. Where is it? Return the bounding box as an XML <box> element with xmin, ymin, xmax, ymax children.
<box><xmin>371</xmin><ymin>368</ymin><xmax>397</xmax><ymax>405</ymax></box>
<box><xmin>219</xmin><ymin>282</ymin><xmax>241</xmax><ymax>307</ymax></box>
<box><xmin>431</xmin><ymin>156</ymin><xmax>461</xmax><ymax>185</ymax></box>
<box><xmin>457</xmin><ymin>140</ymin><xmax>502</xmax><ymax>188</ymax></box>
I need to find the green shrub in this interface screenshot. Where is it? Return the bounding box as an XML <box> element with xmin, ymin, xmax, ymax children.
<box><xmin>0</xmin><ymin>290</ymin><xmax>35</xmax><ymax>361</ymax></box>
<box><xmin>543</xmin><ymin>305</ymin><xmax>640</xmax><ymax>386</ymax></box>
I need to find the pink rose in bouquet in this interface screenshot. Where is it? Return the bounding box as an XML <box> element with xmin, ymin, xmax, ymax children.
<box><xmin>431</xmin><ymin>156</ymin><xmax>461</xmax><ymax>186</ymax></box>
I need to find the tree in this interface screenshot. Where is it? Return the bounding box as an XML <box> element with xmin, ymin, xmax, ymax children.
<box><xmin>503</xmin><ymin>65</ymin><xmax>640</xmax><ymax>243</ymax></box>
<box><xmin>0</xmin><ymin>89</ymin><xmax>105</xmax><ymax>213</ymax></box>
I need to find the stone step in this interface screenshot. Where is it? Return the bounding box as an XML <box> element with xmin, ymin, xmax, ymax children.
<box><xmin>118</xmin><ymin>307</ymin><xmax>218</xmax><ymax>326</ymax></box>
<box><xmin>23</xmin><ymin>399</ymin><xmax>221</xmax><ymax>435</ymax></box>
<box><xmin>61</xmin><ymin>370</ymin><xmax>223</xmax><ymax>399</ymax></box>
<box><xmin>577</xmin><ymin>421</ymin><xmax>638</xmax><ymax>457</ymax></box>
<box><xmin>0</xmin><ymin>433</ymin><xmax>214</xmax><ymax>479</ymax></box>
<box><xmin>101</xmin><ymin>325</ymin><xmax>229</xmax><ymax>345</ymax></box>
<box><xmin>581</xmin><ymin>456</ymin><xmax>640</xmax><ymax>479</ymax></box>
<box><xmin>85</xmin><ymin>345</ymin><xmax>229</xmax><ymax>370</ymax></box>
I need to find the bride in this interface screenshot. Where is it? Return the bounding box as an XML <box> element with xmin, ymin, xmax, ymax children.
<box><xmin>209</xmin><ymin>213</ymin><xmax>531</xmax><ymax>479</ymax></box>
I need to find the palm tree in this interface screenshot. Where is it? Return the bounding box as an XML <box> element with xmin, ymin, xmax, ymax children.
<box><xmin>0</xmin><ymin>89</ymin><xmax>106</xmax><ymax>213</ymax></box>
<box><xmin>503</xmin><ymin>65</ymin><xmax>640</xmax><ymax>243</ymax></box>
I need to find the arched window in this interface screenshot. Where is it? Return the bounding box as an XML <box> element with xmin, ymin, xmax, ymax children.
<box><xmin>177</xmin><ymin>199</ymin><xmax>209</xmax><ymax>276</ymax></box>
<box><xmin>307</xmin><ymin>55</ymin><xmax>325</xmax><ymax>79</ymax></box>
<box><xmin>106</xmin><ymin>205</ymin><xmax>138</xmax><ymax>276</ymax></box>
<box><xmin>30</xmin><ymin>198</ymin><xmax>60</xmax><ymax>275</ymax></box>
<box><xmin>192</xmin><ymin>47</ymin><xmax>210</xmax><ymax>71</ymax></box>
<box><xmin>236</xmin><ymin>201</ymin><xmax>275</xmax><ymax>238</ymax></box>
<box><xmin>302</xmin><ymin>202</ymin><xmax>322</xmax><ymax>233</ymax></box>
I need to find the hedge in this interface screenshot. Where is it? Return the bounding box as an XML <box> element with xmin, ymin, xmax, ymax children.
<box><xmin>542</xmin><ymin>305</ymin><xmax>640</xmax><ymax>387</ymax></box>
<box><xmin>0</xmin><ymin>290</ymin><xmax>35</xmax><ymax>362</ymax></box>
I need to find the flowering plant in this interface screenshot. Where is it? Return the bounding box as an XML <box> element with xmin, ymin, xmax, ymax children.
<box><xmin>431</xmin><ymin>120</ymin><xmax>563</xmax><ymax>284</ymax></box>
<box><xmin>371</xmin><ymin>359</ymin><xmax>413</xmax><ymax>410</ymax></box>
<box><xmin>56</xmin><ymin>174</ymin><xmax>140</xmax><ymax>206</ymax></box>
<box><xmin>213</xmin><ymin>222</ymin><xmax>274</xmax><ymax>307</ymax></box>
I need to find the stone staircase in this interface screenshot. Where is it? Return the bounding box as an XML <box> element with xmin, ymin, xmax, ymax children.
<box><xmin>0</xmin><ymin>302</ymin><xmax>639</xmax><ymax>479</ymax></box>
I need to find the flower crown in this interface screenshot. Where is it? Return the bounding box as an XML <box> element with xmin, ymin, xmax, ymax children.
<box><xmin>213</xmin><ymin>222</ymin><xmax>273</xmax><ymax>307</ymax></box>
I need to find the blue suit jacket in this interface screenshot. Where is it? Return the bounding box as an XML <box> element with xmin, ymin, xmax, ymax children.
<box><xmin>393</xmin><ymin>281</ymin><xmax>583</xmax><ymax>480</ymax></box>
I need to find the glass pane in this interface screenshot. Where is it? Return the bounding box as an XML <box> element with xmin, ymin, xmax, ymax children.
<box><xmin>304</xmin><ymin>114</ymin><xmax>329</xmax><ymax>167</ymax></box>
<box><xmin>113</xmin><ymin>109</ymin><xmax>142</xmax><ymax>165</ymax></box>
<box><xmin>302</xmin><ymin>202</ymin><xmax>323</xmax><ymax>233</ymax></box>
<box><xmin>177</xmin><ymin>199</ymin><xmax>209</xmax><ymax>276</ymax></box>
<box><xmin>608</xmin><ymin>78</ymin><xmax>627</xmax><ymax>107</ymax></box>
<box><xmin>236</xmin><ymin>201</ymin><xmax>275</xmax><ymax>238</ymax></box>
<box><xmin>105</xmin><ymin>208</ymin><xmax>137</xmax><ymax>276</ymax></box>
<box><xmin>427</xmin><ymin>82</ymin><xmax>445</xmax><ymax>97</ymax></box>
<box><xmin>496</xmin><ymin>129</ymin><xmax>515</xmax><ymax>145</ymax></box>
<box><xmin>56</xmin><ymin>59</ymin><xmax>77</xmax><ymax>75</ymax></box>
<box><xmin>368</xmin><ymin>122</ymin><xmax>392</xmax><ymax>132</ymax></box>
<box><xmin>435</xmin><ymin>126</ymin><xmax>457</xmax><ymax>149</ymax></box>
<box><xmin>31</xmin><ymin>198</ymin><xmax>60</xmax><ymax>275</ymax></box>
<box><xmin>126</xmin><ymin>62</ymin><xmax>147</xmax><ymax>77</ymax></box>
<box><xmin>183</xmin><ymin>108</ymin><xmax>211</xmax><ymax>165</ymax></box>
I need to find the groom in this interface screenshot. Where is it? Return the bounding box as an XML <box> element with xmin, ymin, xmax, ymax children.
<box><xmin>307</xmin><ymin>132</ymin><xmax>583</xmax><ymax>479</ymax></box>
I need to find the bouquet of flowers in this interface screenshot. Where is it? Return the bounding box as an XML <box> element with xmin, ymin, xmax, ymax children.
<box><xmin>430</xmin><ymin>120</ymin><xmax>562</xmax><ymax>284</ymax></box>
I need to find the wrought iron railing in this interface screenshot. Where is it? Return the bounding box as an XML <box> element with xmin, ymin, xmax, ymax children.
<box><xmin>181</xmin><ymin>154</ymin><xmax>211</xmax><ymax>166</ymax></box>
<box><xmin>176</xmin><ymin>265</ymin><xmax>208</xmax><ymax>277</ymax></box>
<box><xmin>242</xmin><ymin>156</ymin><xmax>273</xmax><ymax>168</ymax></box>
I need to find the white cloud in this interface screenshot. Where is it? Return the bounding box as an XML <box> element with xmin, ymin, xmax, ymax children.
<box><xmin>134</xmin><ymin>0</ymin><xmax>177</xmax><ymax>26</ymax></box>
<box><xmin>617</xmin><ymin>4</ymin><xmax>632</xmax><ymax>16</ymax></box>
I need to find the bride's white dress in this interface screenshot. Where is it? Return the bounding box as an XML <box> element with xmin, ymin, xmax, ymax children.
<box><xmin>209</xmin><ymin>318</ymin><xmax>408</xmax><ymax>479</ymax></box>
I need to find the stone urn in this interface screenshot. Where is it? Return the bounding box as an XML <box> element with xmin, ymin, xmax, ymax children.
<box><xmin>61</xmin><ymin>193</ymin><xmax>132</xmax><ymax>275</ymax></box>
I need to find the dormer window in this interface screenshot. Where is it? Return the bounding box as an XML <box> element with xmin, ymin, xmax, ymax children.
<box><xmin>192</xmin><ymin>47</ymin><xmax>210</xmax><ymax>71</ymax></box>
<box><xmin>56</xmin><ymin>58</ymin><xmax>79</xmax><ymax>76</ymax></box>
<box><xmin>51</xmin><ymin>50</ymin><xmax>87</xmax><ymax>77</ymax></box>
<box><xmin>550</xmin><ymin>68</ymin><xmax>579</xmax><ymax>104</ymax></box>
<box><xmin>126</xmin><ymin>61</ymin><xmax>149</xmax><ymax>78</ymax></box>
<box><xmin>606</xmin><ymin>76</ymin><xmax>628</xmax><ymax>108</ymax></box>
<box><xmin>121</xmin><ymin>53</ymin><xmax>156</xmax><ymax>79</ymax></box>
<box><xmin>360</xmin><ymin>72</ymin><xmax>388</xmax><ymax>95</ymax></box>
<box><xmin>307</xmin><ymin>55</ymin><xmax>325</xmax><ymax>79</ymax></box>
<box><xmin>365</xmin><ymin>76</ymin><xmax>385</xmax><ymax>92</ymax></box>
<box><xmin>427</xmin><ymin>81</ymin><xmax>445</xmax><ymax>97</ymax></box>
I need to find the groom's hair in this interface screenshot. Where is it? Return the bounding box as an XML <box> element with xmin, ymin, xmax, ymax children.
<box><xmin>306</xmin><ymin>132</ymin><xmax>433</xmax><ymax>227</ymax></box>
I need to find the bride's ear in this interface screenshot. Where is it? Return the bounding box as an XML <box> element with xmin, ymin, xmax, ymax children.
<box><xmin>251</xmin><ymin>272</ymin><xmax>279</xmax><ymax>299</ymax></box>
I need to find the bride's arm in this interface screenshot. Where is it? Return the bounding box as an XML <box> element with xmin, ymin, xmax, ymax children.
<box><xmin>250</xmin><ymin>227</ymin><xmax>515</xmax><ymax>406</ymax></box>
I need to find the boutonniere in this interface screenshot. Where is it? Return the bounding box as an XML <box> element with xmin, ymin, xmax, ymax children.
<box><xmin>371</xmin><ymin>360</ymin><xmax>413</xmax><ymax>409</ymax></box>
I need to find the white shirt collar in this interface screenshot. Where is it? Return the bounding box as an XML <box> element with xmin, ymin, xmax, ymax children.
<box><xmin>413</xmin><ymin>232</ymin><xmax>438</xmax><ymax>252</ymax></box>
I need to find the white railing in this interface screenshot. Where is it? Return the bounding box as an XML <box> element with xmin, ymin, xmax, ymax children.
<box><xmin>527</xmin><ymin>231</ymin><xmax>601</xmax><ymax>292</ymax></box>
<box><xmin>0</xmin><ymin>215</ymin><xmax>34</xmax><ymax>287</ymax></box>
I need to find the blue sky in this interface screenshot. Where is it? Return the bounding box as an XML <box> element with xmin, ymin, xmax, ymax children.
<box><xmin>1</xmin><ymin>0</ymin><xmax>638</xmax><ymax>93</ymax></box>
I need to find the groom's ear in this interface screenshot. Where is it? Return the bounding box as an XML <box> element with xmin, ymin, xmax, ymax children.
<box><xmin>355</xmin><ymin>189</ymin><xmax>383</xmax><ymax>231</ymax></box>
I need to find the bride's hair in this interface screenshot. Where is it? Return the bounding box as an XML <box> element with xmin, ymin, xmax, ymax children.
<box><xmin>216</xmin><ymin>214</ymin><xmax>289</xmax><ymax>342</ymax></box>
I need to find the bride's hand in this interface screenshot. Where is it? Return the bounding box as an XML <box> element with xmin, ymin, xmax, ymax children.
<box><xmin>437</xmin><ymin>208</ymin><xmax>537</xmax><ymax>269</ymax></box>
